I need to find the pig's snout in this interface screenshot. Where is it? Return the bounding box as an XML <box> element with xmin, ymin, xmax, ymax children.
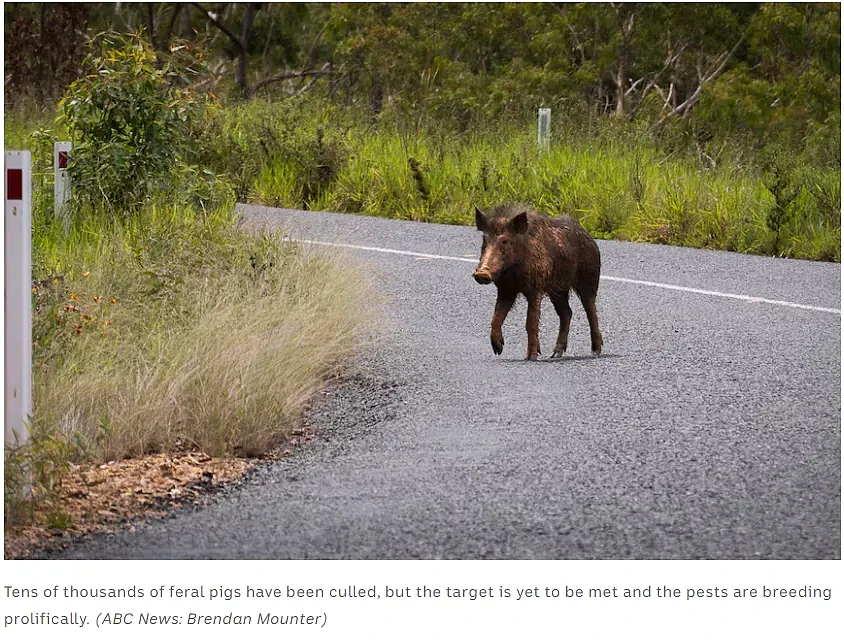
<box><xmin>473</xmin><ymin>269</ymin><xmax>493</xmax><ymax>285</ymax></box>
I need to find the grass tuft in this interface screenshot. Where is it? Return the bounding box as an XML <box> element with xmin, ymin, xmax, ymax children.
<box><xmin>30</xmin><ymin>206</ymin><xmax>370</xmax><ymax>461</ymax></box>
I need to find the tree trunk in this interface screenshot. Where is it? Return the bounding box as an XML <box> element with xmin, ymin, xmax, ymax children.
<box><xmin>158</xmin><ymin>3</ymin><xmax>181</xmax><ymax>50</ymax></box>
<box><xmin>614</xmin><ymin>8</ymin><xmax>634</xmax><ymax>119</ymax></box>
<box><xmin>615</xmin><ymin>68</ymin><xmax>625</xmax><ymax>117</ymax></box>
<box><xmin>237</xmin><ymin>4</ymin><xmax>257</xmax><ymax>98</ymax></box>
<box><xmin>261</xmin><ymin>13</ymin><xmax>275</xmax><ymax>69</ymax></box>
<box><xmin>596</xmin><ymin>82</ymin><xmax>604</xmax><ymax>118</ymax></box>
<box><xmin>370</xmin><ymin>76</ymin><xmax>384</xmax><ymax>115</ymax></box>
<box><xmin>38</xmin><ymin>4</ymin><xmax>46</xmax><ymax>101</ymax></box>
<box><xmin>147</xmin><ymin>3</ymin><xmax>156</xmax><ymax>42</ymax></box>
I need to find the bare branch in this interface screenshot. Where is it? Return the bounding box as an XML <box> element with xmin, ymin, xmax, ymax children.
<box><xmin>696</xmin><ymin>141</ymin><xmax>716</xmax><ymax>170</ymax></box>
<box><xmin>658</xmin><ymin>31</ymin><xmax>747</xmax><ymax>125</ymax></box>
<box><xmin>295</xmin><ymin>62</ymin><xmax>332</xmax><ymax>97</ymax></box>
<box><xmin>624</xmin><ymin>76</ymin><xmax>645</xmax><ymax>98</ymax></box>
<box><xmin>627</xmin><ymin>43</ymin><xmax>686</xmax><ymax>120</ymax></box>
<box><xmin>190</xmin><ymin>2</ymin><xmax>243</xmax><ymax>53</ymax></box>
<box><xmin>625</xmin><ymin>12</ymin><xmax>635</xmax><ymax>35</ymax></box>
<box><xmin>555</xmin><ymin>3</ymin><xmax>586</xmax><ymax>64</ymax></box>
<box><xmin>704</xmin><ymin>34</ymin><xmax>745</xmax><ymax>83</ymax></box>
<box><xmin>250</xmin><ymin>65</ymin><xmax>334</xmax><ymax>96</ymax></box>
<box><xmin>301</xmin><ymin>17</ymin><xmax>332</xmax><ymax>75</ymax></box>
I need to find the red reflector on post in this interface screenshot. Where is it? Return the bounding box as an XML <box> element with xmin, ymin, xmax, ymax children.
<box><xmin>58</xmin><ymin>151</ymin><xmax>69</xmax><ymax>169</ymax></box>
<box><xmin>7</xmin><ymin>168</ymin><xmax>23</xmax><ymax>200</ymax></box>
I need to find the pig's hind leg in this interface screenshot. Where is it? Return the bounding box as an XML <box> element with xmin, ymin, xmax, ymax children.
<box><xmin>550</xmin><ymin>290</ymin><xmax>573</xmax><ymax>358</ymax></box>
<box><xmin>574</xmin><ymin>281</ymin><xmax>603</xmax><ymax>356</ymax></box>
<box><xmin>581</xmin><ymin>296</ymin><xmax>603</xmax><ymax>355</ymax></box>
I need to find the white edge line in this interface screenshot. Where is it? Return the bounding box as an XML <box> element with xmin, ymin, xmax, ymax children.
<box><xmin>294</xmin><ymin>239</ymin><xmax>841</xmax><ymax>315</ymax></box>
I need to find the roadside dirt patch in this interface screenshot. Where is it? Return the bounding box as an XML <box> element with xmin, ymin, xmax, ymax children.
<box><xmin>4</xmin><ymin>452</ymin><xmax>256</xmax><ymax>559</ymax></box>
<box><xmin>2</xmin><ymin>425</ymin><xmax>318</xmax><ymax>560</ymax></box>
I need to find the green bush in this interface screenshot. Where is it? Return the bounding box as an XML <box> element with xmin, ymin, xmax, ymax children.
<box><xmin>4</xmin><ymin>422</ymin><xmax>78</xmax><ymax>528</ymax></box>
<box><xmin>198</xmin><ymin>98</ymin><xmax>348</xmax><ymax>208</ymax></box>
<box><xmin>58</xmin><ymin>31</ymin><xmax>229</xmax><ymax>215</ymax></box>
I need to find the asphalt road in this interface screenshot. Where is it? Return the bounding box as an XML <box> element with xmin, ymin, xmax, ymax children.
<box><xmin>50</xmin><ymin>205</ymin><xmax>841</xmax><ymax>559</ymax></box>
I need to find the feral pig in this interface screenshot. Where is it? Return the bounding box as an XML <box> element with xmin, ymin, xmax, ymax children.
<box><xmin>472</xmin><ymin>204</ymin><xmax>603</xmax><ymax>360</ymax></box>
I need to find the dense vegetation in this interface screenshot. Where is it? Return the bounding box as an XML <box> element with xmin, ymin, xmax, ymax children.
<box><xmin>5</xmin><ymin>3</ymin><xmax>840</xmax><ymax>260</ymax></box>
<box><xmin>7</xmin><ymin>4</ymin><xmax>840</xmax><ymax>137</ymax></box>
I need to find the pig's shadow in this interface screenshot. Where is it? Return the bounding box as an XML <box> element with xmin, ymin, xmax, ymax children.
<box><xmin>496</xmin><ymin>353</ymin><xmax>622</xmax><ymax>364</ymax></box>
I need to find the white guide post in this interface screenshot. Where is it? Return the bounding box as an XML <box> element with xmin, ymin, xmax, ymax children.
<box><xmin>5</xmin><ymin>150</ymin><xmax>33</xmax><ymax>448</ymax></box>
<box><xmin>537</xmin><ymin>108</ymin><xmax>551</xmax><ymax>151</ymax></box>
<box><xmin>54</xmin><ymin>141</ymin><xmax>71</xmax><ymax>223</ymax></box>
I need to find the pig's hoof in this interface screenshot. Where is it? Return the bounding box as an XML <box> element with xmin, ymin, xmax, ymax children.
<box><xmin>591</xmin><ymin>345</ymin><xmax>602</xmax><ymax>356</ymax></box>
<box><xmin>525</xmin><ymin>353</ymin><xmax>539</xmax><ymax>361</ymax></box>
<box><xmin>491</xmin><ymin>337</ymin><xmax>504</xmax><ymax>355</ymax></box>
<box><xmin>551</xmin><ymin>349</ymin><xmax>565</xmax><ymax>359</ymax></box>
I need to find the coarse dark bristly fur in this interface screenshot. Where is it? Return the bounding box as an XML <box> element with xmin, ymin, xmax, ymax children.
<box><xmin>472</xmin><ymin>203</ymin><xmax>603</xmax><ymax>360</ymax></box>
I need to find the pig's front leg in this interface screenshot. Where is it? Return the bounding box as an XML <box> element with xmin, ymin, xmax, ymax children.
<box><xmin>525</xmin><ymin>292</ymin><xmax>542</xmax><ymax>360</ymax></box>
<box><xmin>490</xmin><ymin>290</ymin><xmax>515</xmax><ymax>355</ymax></box>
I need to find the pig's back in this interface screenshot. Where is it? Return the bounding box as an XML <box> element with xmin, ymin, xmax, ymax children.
<box><xmin>541</xmin><ymin>213</ymin><xmax>601</xmax><ymax>290</ymax></box>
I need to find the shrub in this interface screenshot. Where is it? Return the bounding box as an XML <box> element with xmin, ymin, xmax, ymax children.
<box><xmin>198</xmin><ymin>97</ymin><xmax>348</xmax><ymax>208</ymax></box>
<box><xmin>58</xmin><ymin>31</ymin><xmax>228</xmax><ymax>215</ymax></box>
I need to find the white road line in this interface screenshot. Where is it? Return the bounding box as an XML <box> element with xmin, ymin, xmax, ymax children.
<box><xmin>601</xmin><ymin>275</ymin><xmax>840</xmax><ymax>314</ymax></box>
<box><xmin>296</xmin><ymin>239</ymin><xmax>841</xmax><ymax>315</ymax></box>
<box><xmin>299</xmin><ymin>239</ymin><xmax>476</xmax><ymax>263</ymax></box>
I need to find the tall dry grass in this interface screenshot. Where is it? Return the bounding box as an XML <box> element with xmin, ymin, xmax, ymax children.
<box><xmin>30</xmin><ymin>207</ymin><xmax>371</xmax><ymax>462</ymax></box>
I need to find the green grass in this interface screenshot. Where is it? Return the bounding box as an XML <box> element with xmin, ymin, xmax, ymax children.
<box><xmin>3</xmin><ymin>103</ymin><xmax>63</xmax><ymax>149</ymax></box>
<box><xmin>236</xmin><ymin>103</ymin><xmax>840</xmax><ymax>262</ymax></box>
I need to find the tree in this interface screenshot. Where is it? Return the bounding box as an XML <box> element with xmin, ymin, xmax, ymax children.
<box><xmin>190</xmin><ymin>2</ymin><xmax>257</xmax><ymax>98</ymax></box>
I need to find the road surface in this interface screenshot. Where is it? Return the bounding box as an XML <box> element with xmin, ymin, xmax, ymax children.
<box><xmin>49</xmin><ymin>205</ymin><xmax>841</xmax><ymax>559</ymax></box>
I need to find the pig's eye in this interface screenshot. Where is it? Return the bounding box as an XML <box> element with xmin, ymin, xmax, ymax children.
<box><xmin>500</xmin><ymin>237</ymin><xmax>510</xmax><ymax>246</ymax></box>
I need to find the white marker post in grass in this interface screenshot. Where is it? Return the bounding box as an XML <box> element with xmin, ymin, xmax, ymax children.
<box><xmin>537</xmin><ymin>108</ymin><xmax>551</xmax><ymax>151</ymax></box>
<box><xmin>5</xmin><ymin>151</ymin><xmax>32</xmax><ymax>450</ymax></box>
<box><xmin>54</xmin><ymin>141</ymin><xmax>71</xmax><ymax>223</ymax></box>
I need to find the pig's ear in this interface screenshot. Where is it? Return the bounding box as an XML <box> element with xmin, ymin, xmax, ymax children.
<box><xmin>474</xmin><ymin>205</ymin><xmax>488</xmax><ymax>232</ymax></box>
<box><xmin>510</xmin><ymin>211</ymin><xmax>529</xmax><ymax>234</ymax></box>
